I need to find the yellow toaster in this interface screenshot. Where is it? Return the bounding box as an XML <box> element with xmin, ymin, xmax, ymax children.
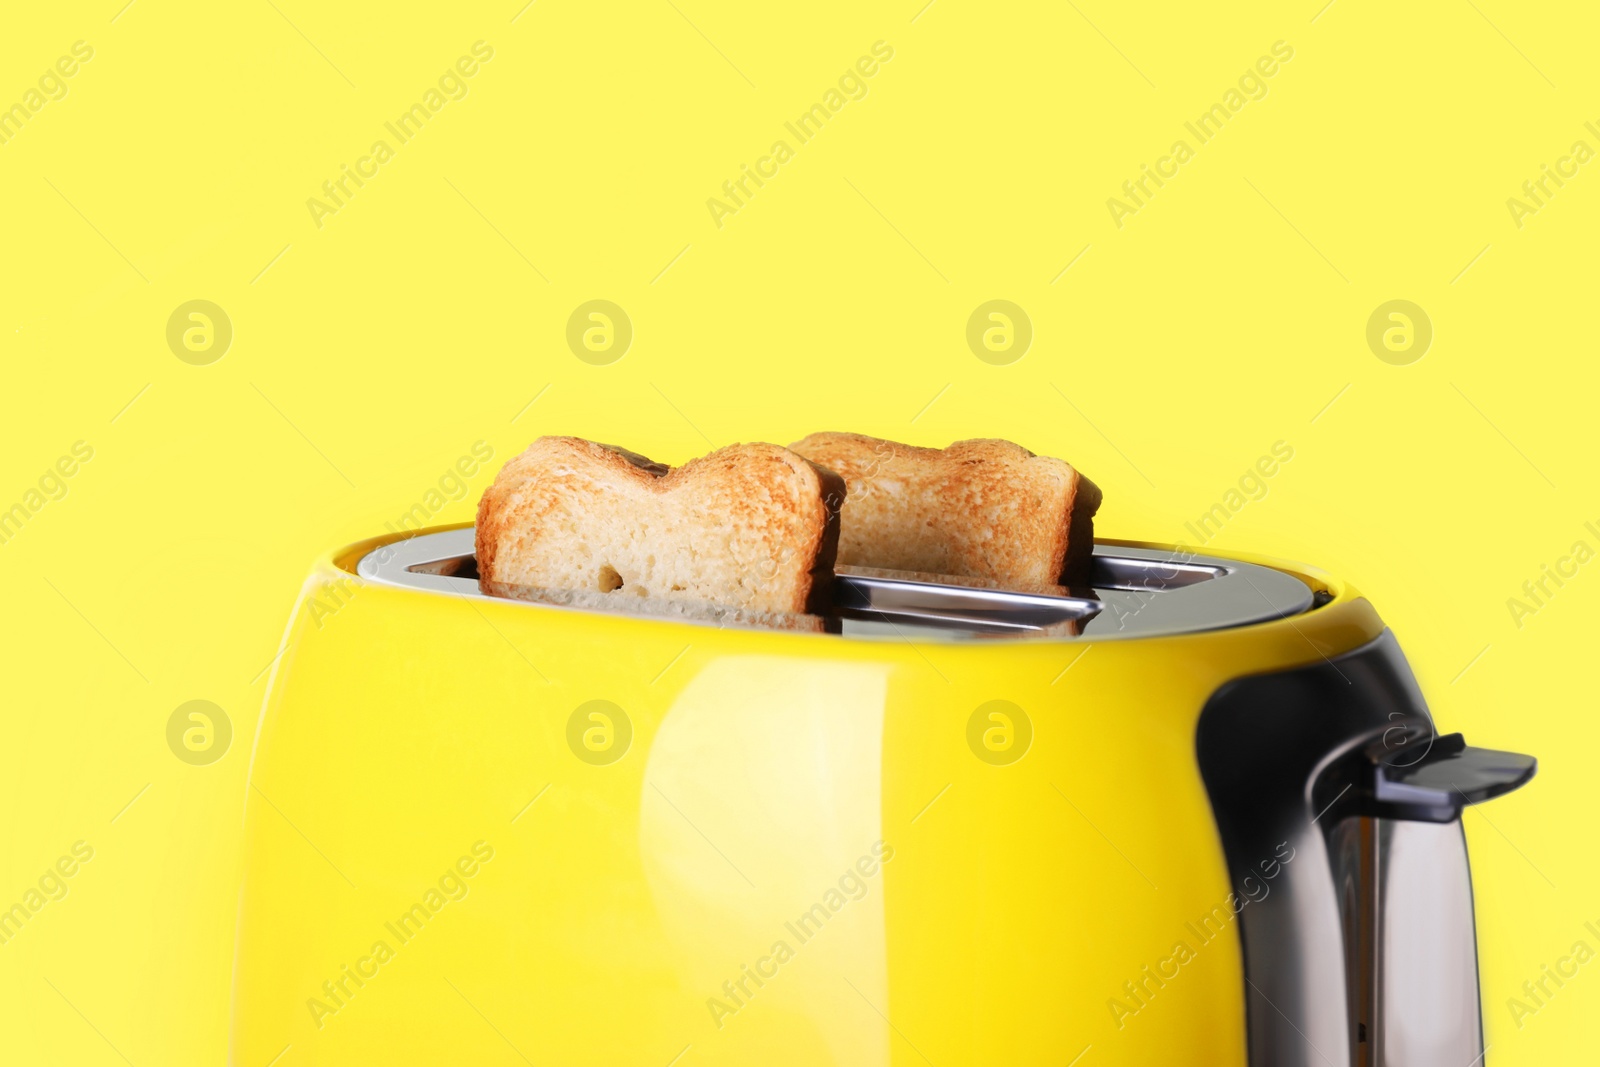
<box><xmin>232</xmin><ymin>524</ymin><xmax>1534</xmax><ymax>1066</ymax></box>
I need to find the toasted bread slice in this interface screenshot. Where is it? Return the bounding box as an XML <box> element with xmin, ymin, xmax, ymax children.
<box><xmin>476</xmin><ymin>437</ymin><xmax>844</xmax><ymax>616</ymax></box>
<box><xmin>789</xmin><ymin>433</ymin><xmax>1102</xmax><ymax>590</ymax></box>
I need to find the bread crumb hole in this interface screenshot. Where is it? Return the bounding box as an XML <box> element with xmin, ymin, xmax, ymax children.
<box><xmin>598</xmin><ymin>564</ymin><xmax>624</xmax><ymax>592</ymax></box>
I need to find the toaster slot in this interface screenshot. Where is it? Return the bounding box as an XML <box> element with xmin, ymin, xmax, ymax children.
<box><xmin>1086</xmin><ymin>554</ymin><xmax>1226</xmax><ymax>591</ymax></box>
<box><xmin>833</xmin><ymin>573</ymin><xmax>1101</xmax><ymax>635</ymax></box>
<box><xmin>408</xmin><ymin>555</ymin><xmax>478</xmax><ymax>580</ymax></box>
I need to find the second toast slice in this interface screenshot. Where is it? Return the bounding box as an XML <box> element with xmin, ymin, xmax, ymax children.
<box><xmin>789</xmin><ymin>432</ymin><xmax>1101</xmax><ymax>591</ymax></box>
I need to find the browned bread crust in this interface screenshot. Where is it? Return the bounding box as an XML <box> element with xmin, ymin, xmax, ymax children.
<box><xmin>476</xmin><ymin>437</ymin><xmax>843</xmax><ymax>616</ymax></box>
<box><xmin>789</xmin><ymin>432</ymin><xmax>1101</xmax><ymax>591</ymax></box>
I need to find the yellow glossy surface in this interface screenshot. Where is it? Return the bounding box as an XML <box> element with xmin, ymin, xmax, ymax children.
<box><xmin>233</xmin><ymin>531</ymin><xmax>1382</xmax><ymax>1064</ymax></box>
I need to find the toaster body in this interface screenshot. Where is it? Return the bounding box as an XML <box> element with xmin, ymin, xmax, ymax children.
<box><xmin>232</xmin><ymin>527</ymin><xmax>1531</xmax><ymax>1066</ymax></box>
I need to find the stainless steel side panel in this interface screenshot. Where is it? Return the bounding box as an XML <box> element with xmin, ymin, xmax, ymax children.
<box><xmin>1373</xmin><ymin>819</ymin><xmax>1484</xmax><ymax>1065</ymax></box>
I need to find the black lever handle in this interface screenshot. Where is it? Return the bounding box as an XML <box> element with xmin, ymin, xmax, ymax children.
<box><xmin>1347</xmin><ymin>732</ymin><xmax>1537</xmax><ymax>823</ymax></box>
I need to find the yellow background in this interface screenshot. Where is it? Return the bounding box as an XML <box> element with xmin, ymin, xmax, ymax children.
<box><xmin>0</xmin><ymin>0</ymin><xmax>1593</xmax><ymax>1063</ymax></box>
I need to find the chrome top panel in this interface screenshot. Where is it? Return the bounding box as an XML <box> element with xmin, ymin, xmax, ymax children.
<box><xmin>355</xmin><ymin>527</ymin><xmax>1316</xmax><ymax>640</ymax></box>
